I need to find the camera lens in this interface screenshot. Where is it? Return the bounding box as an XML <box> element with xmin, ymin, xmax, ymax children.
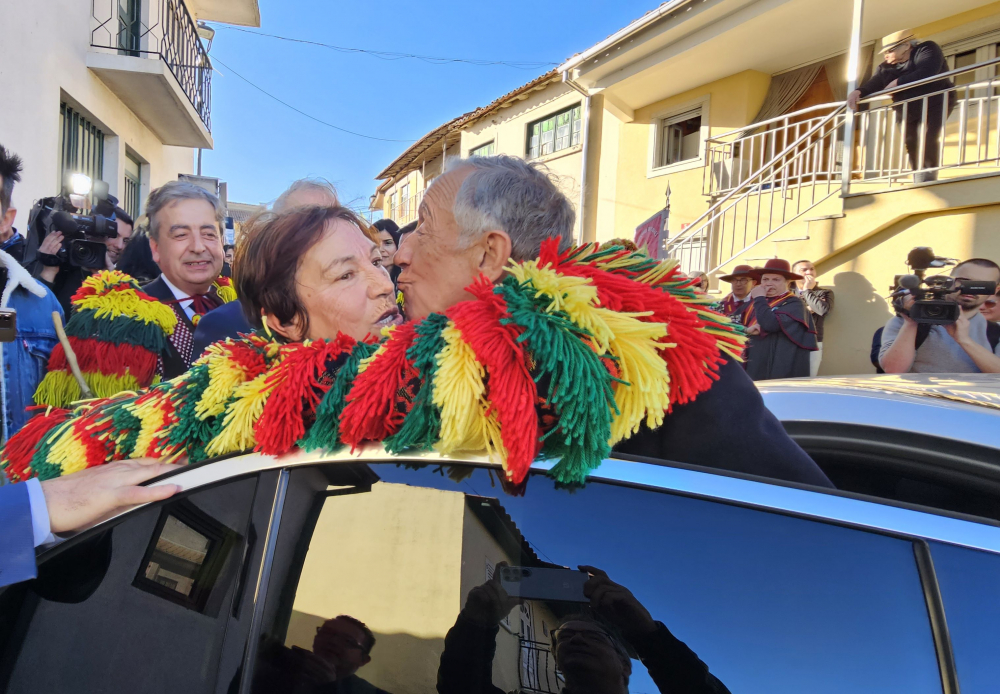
<box><xmin>69</xmin><ymin>240</ymin><xmax>107</xmax><ymax>269</ymax></box>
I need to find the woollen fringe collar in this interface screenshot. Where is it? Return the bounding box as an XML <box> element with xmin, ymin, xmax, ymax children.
<box><xmin>3</xmin><ymin>241</ymin><xmax>745</xmax><ymax>487</ymax></box>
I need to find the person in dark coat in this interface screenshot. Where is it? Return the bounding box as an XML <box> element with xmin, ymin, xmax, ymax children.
<box><xmin>141</xmin><ymin>182</ymin><xmax>228</xmax><ymax>379</ymax></box>
<box><xmin>192</xmin><ymin>299</ymin><xmax>254</xmax><ymax>358</ymax></box>
<box><xmin>743</xmin><ymin>259</ymin><xmax>817</xmax><ymax>382</ymax></box>
<box><xmin>848</xmin><ymin>30</ymin><xmax>956</xmax><ymax>183</ymax></box>
<box><xmin>717</xmin><ymin>264</ymin><xmax>756</xmax><ymax>324</ymax></box>
<box><xmin>393</xmin><ymin>156</ymin><xmax>833</xmax><ymax>489</ymax></box>
<box><xmin>437</xmin><ymin>565</ymin><xmax>730</xmax><ymax>694</ymax></box>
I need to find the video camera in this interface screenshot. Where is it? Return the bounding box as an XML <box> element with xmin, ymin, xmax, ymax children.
<box><xmin>890</xmin><ymin>247</ymin><xmax>997</xmax><ymax>325</ymax></box>
<box><xmin>27</xmin><ymin>175</ymin><xmax>119</xmax><ymax>270</ymax></box>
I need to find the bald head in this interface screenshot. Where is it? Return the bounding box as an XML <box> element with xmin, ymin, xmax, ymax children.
<box><xmin>274</xmin><ymin>178</ymin><xmax>340</xmax><ymax>212</ymax></box>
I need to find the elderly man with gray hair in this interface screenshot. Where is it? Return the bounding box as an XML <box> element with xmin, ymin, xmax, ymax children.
<box><xmin>190</xmin><ymin>177</ymin><xmax>341</xmax><ymax>358</ymax></box>
<box><xmin>394</xmin><ymin>155</ymin><xmax>832</xmax><ymax>488</ymax></box>
<box><xmin>139</xmin><ymin>180</ymin><xmax>230</xmax><ymax>378</ymax></box>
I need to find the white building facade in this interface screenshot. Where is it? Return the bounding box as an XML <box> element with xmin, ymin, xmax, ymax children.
<box><xmin>0</xmin><ymin>0</ymin><xmax>259</xmax><ymax>230</ymax></box>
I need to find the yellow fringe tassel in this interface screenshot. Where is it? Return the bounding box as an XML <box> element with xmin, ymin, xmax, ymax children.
<box><xmin>75</xmin><ymin>271</ymin><xmax>178</xmax><ymax>334</ymax></box>
<box><xmin>432</xmin><ymin>324</ymin><xmax>493</xmax><ymax>455</ymax></box>
<box><xmin>205</xmin><ymin>371</ymin><xmax>276</xmax><ymax>457</ymax></box>
<box><xmin>33</xmin><ymin>370</ymin><xmax>81</xmax><ymax>408</ymax></box>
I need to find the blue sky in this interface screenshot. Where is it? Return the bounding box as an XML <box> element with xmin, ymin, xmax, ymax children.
<box><xmin>200</xmin><ymin>0</ymin><xmax>654</xmax><ymax>211</ymax></box>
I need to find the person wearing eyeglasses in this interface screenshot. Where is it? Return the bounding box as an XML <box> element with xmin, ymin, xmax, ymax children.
<box><xmin>437</xmin><ymin>563</ymin><xmax>729</xmax><ymax>694</ymax></box>
<box><xmin>247</xmin><ymin>614</ymin><xmax>391</xmax><ymax>694</ymax></box>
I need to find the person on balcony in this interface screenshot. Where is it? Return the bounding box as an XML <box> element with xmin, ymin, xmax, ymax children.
<box><xmin>743</xmin><ymin>259</ymin><xmax>817</xmax><ymax>381</ymax></box>
<box><xmin>718</xmin><ymin>265</ymin><xmax>756</xmax><ymax>324</ymax></box>
<box><xmin>848</xmin><ymin>30</ymin><xmax>956</xmax><ymax>183</ymax></box>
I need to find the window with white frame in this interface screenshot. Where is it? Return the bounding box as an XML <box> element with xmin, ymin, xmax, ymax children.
<box><xmin>943</xmin><ymin>30</ymin><xmax>1000</xmax><ymax>88</ymax></box>
<box><xmin>656</xmin><ymin>108</ymin><xmax>703</xmax><ymax>168</ymax></box>
<box><xmin>526</xmin><ymin>104</ymin><xmax>582</xmax><ymax>160</ymax></box>
<box><xmin>470</xmin><ymin>141</ymin><xmax>495</xmax><ymax>157</ymax></box>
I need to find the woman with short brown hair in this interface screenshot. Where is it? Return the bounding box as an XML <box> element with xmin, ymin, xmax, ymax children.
<box><xmin>234</xmin><ymin>205</ymin><xmax>402</xmax><ymax>342</ymax></box>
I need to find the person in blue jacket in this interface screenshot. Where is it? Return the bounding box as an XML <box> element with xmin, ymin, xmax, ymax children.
<box><xmin>0</xmin><ymin>460</ymin><xmax>180</xmax><ymax>588</ymax></box>
<box><xmin>0</xmin><ymin>247</ymin><xmax>64</xmax><ymax>442</ymax></box>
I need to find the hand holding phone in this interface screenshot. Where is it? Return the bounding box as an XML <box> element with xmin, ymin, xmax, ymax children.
<box><xmin>499</xmin><ymin>566</ymin><xmax>589</xmax><ymax>603</ymax></box>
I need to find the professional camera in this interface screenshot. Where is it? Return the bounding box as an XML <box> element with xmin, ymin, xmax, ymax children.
<box><xmin>890</xmin><ymin>247</ymin><xmax>997</xmax><ymax>325</ymax></box>
<box><xmin>27</xmin><ymin>176</ymin><xmax>119</xmax><ymax>270</ymax></box>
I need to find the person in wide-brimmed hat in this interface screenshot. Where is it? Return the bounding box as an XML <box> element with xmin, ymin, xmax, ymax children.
<box><xmin>743</xmin><ymin>259</ymin><xmax>817</xmax><ymax>381</ymax></box>
<box><xmin>847</xmin><ymin>29</ymin><xmax>955</xmax><ymax>183</ymax></box>
<box><xmin>718</xmin><ymin>264</ymin><xmax>756</xmax><ymax>323</ymax></box>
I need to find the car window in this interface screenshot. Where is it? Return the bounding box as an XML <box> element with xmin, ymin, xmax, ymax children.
<box><xmin>242</xmin><ymin>462</ymin><xmax>942</xmax><ymax>694</ymax></box>
<box><xmin>0</xmin><ymin>474</ymin><xmax>260</xmax><ymax>694</ymax></box>
<box><xmin>930</xmin><ymin>541</ymin><xmax>1000</xmax><ymax>694</ymax></box>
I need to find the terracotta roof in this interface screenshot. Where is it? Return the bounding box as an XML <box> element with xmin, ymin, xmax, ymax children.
<box><xmin>375</xmin><ymin>69</ymin><xmax>562</xmax><ymax>182</ymax></box>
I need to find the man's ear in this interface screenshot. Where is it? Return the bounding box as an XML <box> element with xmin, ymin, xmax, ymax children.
<box><xmin>1</xmin><ymin>207</ymin><xmax>16</xmax><ymax>234</ymax></box>
<box><xmin>263</xmin><ymin>311</ymin><xmax>302</xmax><ymax>342</ymax></box>
<box><xmin>149</xmin><ymin>237</ymin><xmax>160</xmax><ymax>264</ymax></box>
<box><xmin>476</xmin><ymin>230</ymin><xmax>513</xmax><ymax>282</ymax></box>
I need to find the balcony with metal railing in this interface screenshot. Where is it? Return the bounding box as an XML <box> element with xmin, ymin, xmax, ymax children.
<box><xmin>387</xmin><ymin>190</ymin><xmax>424</xmax><ymax>225</ymax></box>
<box><xmin>517</xmin><ymin>639</ymin><xmax>563</xmax><ymax>694</ymax></box>
<box><xmin>668</xmin><ymin>56</ymin><xmax>1000</xmax><ymax>276</ymax></box>
<box><xmin>87</xmin><ymin>0</ymin><xmax>213</xmax><ymax>149</ymax></box>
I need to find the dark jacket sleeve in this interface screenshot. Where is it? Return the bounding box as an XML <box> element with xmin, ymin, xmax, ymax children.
<box><xmin>633</xmin><ymin>622</ymin><xmax>731</xmax><ymax>694</ymax></box>
<box><xmin>614</xmin><ymin>357</ymin><xmax>833</xmax><ymax>488</ymax></box>
<box><xmin>437</xmin><ymin>613</ymin><xmax>504</xmax><ymax>694</ymax></box>
<box><xmin>752</xmin><ymin>297</ymin><xmax>817</xmax><ymax>350</ymax></box>
<box><xmin>801</xmin><ymin>287</ymin><xmax>833</xmax><ymax>317</ymax></box>
<box><xmin>896</xmin><ymin>42</ymin><xmax>947</xmax><ymax>86</ymax></box>
<box><xmin>857</xmin><ymin>63</ymin><xmax>891</xmax><ymax>97</ymax></box>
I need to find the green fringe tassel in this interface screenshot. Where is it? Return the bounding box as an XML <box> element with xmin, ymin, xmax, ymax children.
<box><xmin>165</xmin><ymin>365</ymin><xmax>215</xmax><ymax>462</ymax></box>
<box><xmin>298</xmin><ymin>341</ymin><xmax>378</xmax><ymax>452</ymax></box>
<box><xmin>499</xmin><ymin>277</ymin><xmax>615</xmax><ymax>485</ymax></box>
<box><xmin>384</xmin><ymin>313</ymin><xmax>450</xmax><ymax>453</ymax></box>
<box><xmin>66</xmin><ymin>309</ymin><xmax>173</xmax><ymax>353</ymax></box>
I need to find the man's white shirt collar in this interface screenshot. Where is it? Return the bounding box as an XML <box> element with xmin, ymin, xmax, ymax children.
<box><xmin>161</xmin><ymin>274</ymin><xmax>195</xmax><ymax>320</ymax></box>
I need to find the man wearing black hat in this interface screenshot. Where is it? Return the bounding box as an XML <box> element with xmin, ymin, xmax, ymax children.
<box><xmin>718</xmin><ymin>264</ymin><xmax>756</xmax><ymax>324</ymax></box>
<box><xmin>744</xmin><ymin>259</ymin><xmax>818</xmax><ymax>381</ymax></box>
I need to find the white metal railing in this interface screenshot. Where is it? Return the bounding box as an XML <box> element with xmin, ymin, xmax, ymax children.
<box><xmin>853</xmin><ymin>56</ymin><xmax>1000</xmax><ymax>184</ymax></box>
<box><xmin>668</xmin><ymin>106</ymin><xmax>848</xmax><ymax>275</ymax></box>
<box><xmin>673</xmin><ymin>56</ymin><xmax>1000</xmax><ymax>276</ymax></box>
<box><xmin>705</xmin><ymin>103</ymin><xmax>843</xmax><ymax>197</ymax></box>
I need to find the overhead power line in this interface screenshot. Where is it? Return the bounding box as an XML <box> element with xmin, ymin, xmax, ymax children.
<box><xmin>211</xmin><ymin>56</ymin><xmax>416</xmax><ymax>143</ymax></box>
<box><xmin>216</xmin><ymin>25</ymin><xmax>559</xmax><ymax>70</ymax></box>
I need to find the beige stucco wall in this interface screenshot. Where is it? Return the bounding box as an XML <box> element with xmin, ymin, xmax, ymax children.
<box><xmin>378</xmin><ymin>81</ymin><xmax>584</xmax><ymax>237</ymax></box>
<box><xmin>604</xmin><ymin>70</ymin><xmax>771</xmax><ymax>243</ymax></box>
<box><xmin>461</xmin><ymin>82</ymin><xmax>584</xmax><ymax>238</ymax></box>
<box><xmin>0</xmin><ymin>0</ymin><xmax>196</xmax><ymax>229</ymax></box>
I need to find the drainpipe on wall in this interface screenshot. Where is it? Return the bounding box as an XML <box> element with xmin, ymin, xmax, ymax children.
<box><xmin>563</xmin><ymin>72</ymin><xmax>591</xmax><ymax>245</ymax></box>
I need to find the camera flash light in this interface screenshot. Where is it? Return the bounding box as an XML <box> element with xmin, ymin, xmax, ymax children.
<box><xmin>70</xmin><ymin>173</ymin><xmax>93</xmax><ymax>196</ymax></box>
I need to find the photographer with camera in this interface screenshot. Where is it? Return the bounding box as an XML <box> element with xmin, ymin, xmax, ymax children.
<box><xmin>880</xmin><ymin>255</ymin><xmax>1000</xmax><ymax>373</ymax></box>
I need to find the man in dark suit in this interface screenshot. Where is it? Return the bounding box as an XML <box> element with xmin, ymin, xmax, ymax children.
<box><xmin>394</xmin><ymin>155</ymin><xmax>832</xmax><ymax>488</ymax></box>
<box><xmin>0</xmin><ymin>460</ymin><xmax>180</xmax><ymax>589</ymax></box>
<box><xmin>141</xmin><ymin>181</ymin><xmax>228</xmax><ymax>378</ymax></box>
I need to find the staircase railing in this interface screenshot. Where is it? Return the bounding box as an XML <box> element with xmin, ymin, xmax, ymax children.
<box><xmin>665</xmin><ymin>105</ymin><xmax>848</xmax><ymax>275</ymax></box>
<box><xmin>670</xmin><ymin>56</ymin><xmax>1000</xmax><ymax>276</ymax></box>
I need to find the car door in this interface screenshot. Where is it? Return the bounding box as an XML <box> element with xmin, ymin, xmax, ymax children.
<box><xmin>0</xmin><ymin>470</ymin><xmax>277</xmax><ymax>694</ymax></box>
<box><xmin>233</xmin><ymin>456</ymin><xmax>1000</xmax><ymax>694</ymax></box>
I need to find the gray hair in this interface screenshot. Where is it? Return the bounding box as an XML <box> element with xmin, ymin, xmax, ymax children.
<box><xmin>447</xmin><ymin>155</ymin><xmax>575</xmax><ymax>261</ymax></box>
<box><xmin>145</xmin><ymin>180</ymin><xmax>225</xmax><ymax>241</ymax></box>
<box><xmin>273</xmin><ymin>177</ymin><xmax>340</xmax><ymax>212</ymax></box>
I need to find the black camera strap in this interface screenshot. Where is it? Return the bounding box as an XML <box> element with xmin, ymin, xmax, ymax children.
<box><xmin>916</xmin><ymin>321</ymin><xmax>1000</xmax><ymax>351</ymax></box>
<box><xmin>914</xmin><ymin>323</ymin><xmax>932</xmax><ymax>351</ymax></box>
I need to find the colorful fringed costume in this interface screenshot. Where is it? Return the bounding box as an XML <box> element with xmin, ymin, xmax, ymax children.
<box><xmin>32</xmin><ymin>272</ymin><xmax>237</xmax><ymax>408</ymax></box>
<box><xmin>3</xmin><ymin>242</ymin><xmax>745</xmax><ymax>487</ymax></box>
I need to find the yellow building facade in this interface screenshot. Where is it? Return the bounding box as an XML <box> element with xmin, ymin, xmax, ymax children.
<box><xmin>565</xmin><ymin>0</ymin><xmax>1000</xmax><ymax>375</ymax></box>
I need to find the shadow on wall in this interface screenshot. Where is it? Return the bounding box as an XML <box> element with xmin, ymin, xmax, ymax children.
<box><xmin>285</xmin><ymin>609</ymin><xmax>446</xmax><ymax>694</ymax></box>
<box><xmin>820</xmin><ymin>272</ymin><xmax>892</xmax><ymax>376</ymax></box>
